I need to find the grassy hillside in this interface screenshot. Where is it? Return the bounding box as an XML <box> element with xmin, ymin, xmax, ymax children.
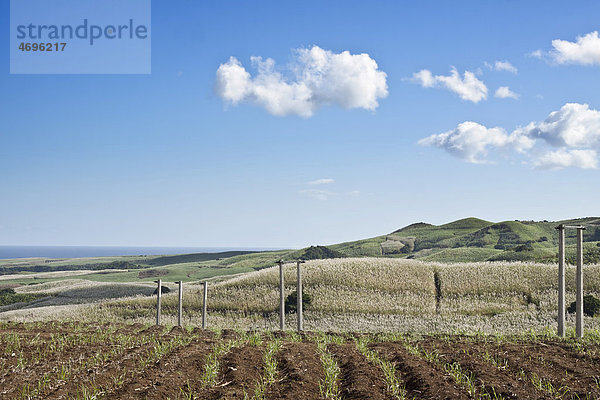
<box><xmin>330</xmin><ymin>217</ymin><xmax>600</xmax><ymax>263</ymax></box>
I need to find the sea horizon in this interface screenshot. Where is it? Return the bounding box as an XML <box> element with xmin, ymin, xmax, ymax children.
<box><xmin>0</xmin><ymin>245</ymin><xmax>281</xmax><ymax>260</ymax></box>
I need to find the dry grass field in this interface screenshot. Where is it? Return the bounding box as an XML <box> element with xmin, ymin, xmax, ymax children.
<box><xmin>4</xmin><ymin>258</ymin><xmax>599</xmax><ymax>335</ymax></box>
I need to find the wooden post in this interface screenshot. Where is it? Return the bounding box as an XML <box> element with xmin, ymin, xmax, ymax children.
<box><xmin>277</xmin><ymin>260</ymin><xmax>285</xmax><ymax>330</ymax></box>
<box><xmin>156</xmin><ymin>279</ymin><xmax>161</xmax><ymax>326</ymax></box>
<box><xmin>576</xmin><ymin>227</ymin><xmax>585</xmax><ymax>338</ymax></box>
<box><xmin>178</xmin><ymin>281</ymin><xmax>183</xmax><ymax>327</ymax></box>
<box><xmin>202</xmin><ymin>281</ymin><xmax>208</xmax><ymax>329</ymax></box>
<box><xmin>297</xmin><ymin>260</ymin><xmax>305</xmax><ymax>332</ymax></box>
<box><xmin>556</xmin><ymin>225</ymin><xmax>566</xmax><ymax>337</ymax></box>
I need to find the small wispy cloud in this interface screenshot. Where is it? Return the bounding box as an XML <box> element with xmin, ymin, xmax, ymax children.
<box><xmin>494</xmin><ymin>86</ymin><xmax>519</xmax><ymax>99</ymax></box>
<box><xmin>411</xmin><ymin>67</ymin><xmax>488</xmax><ymax>103</ymax></box>
<box><xmin>485</xmin><ymin>60</ymin><xmax>518</xmax><ymax>73</ymax></box>
<box><xmin>307</xmin><ymin>178</ymin><xmax>335</xmax><ymax>185</ymax></box>
<box><xmin>529</xmin><ymin>49</ymin><xmax>543</xmax><ymax>59</ymax></box>
<box><xmin>300</xmin><ymin>189</ymin><xmax>334</xmax><ymax>201</ymax></box>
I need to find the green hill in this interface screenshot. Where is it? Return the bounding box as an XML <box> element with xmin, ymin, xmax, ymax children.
<box><xmin>329</xmin><ymin>217</ymin><xmax>600</xmax><ymax>263</ymax></box>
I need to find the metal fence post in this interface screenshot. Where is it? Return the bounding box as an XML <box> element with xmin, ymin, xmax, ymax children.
<box><xmin>202</xmin><ymin>281</ymin><xmax>208</xmax><ymax>329</ymax></box>
<box><xmin>277</xmin><ymin>260</ymin><xmax>285</xmax><ymax>330</ymax></box>
<box><xmin>556</xmin><ymin>225</ymin><xmax>565</xmax><ymax>337</ymax></box>
<box><xmin>576</xmin><ymin>227</ymin><xmax>585</xmax><ymax>338</ymax></box>
<box><xmin>297</xmin><ymin>260</ymin><xmax>305</xmax><ymax>332</ymax></box>
<box><xmin>156</xmin><ymin>279</ymin><xmax>161</xmax><ymax>326</ymax></box>
<box><xmin>178</xmin><ymin>281</ymin><xmax>183</xmax><ymax>327</ymax></box>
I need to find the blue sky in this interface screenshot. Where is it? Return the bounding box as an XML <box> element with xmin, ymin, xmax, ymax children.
<box><xmin>1</xmin><ymin>1</ymin><xmax>599</xmax><ymax>248</ymax></box>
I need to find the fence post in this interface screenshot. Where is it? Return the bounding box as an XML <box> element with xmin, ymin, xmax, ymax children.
<box><xmin>277</xmin><ymin>260</ymin><xmax>285</xmax><ymax>330</ymax></box>
<box><xmin>202</xmin><ymin>281</ymin><xmax>208</xmax><ymax>329</ymax></box>
<box><xmin>556</xmin><ymin>225</ymin><xmax>565</xmax><ymax>337</ymax></box>
<box><xmin>576</xmin><ymin>227</ymin><xmax>585</xmax><ymax>338</ymax></box>
<box><xmin>297</xmin><ymin>260</ymin><xmax>305</xmax><ymax>332</ymax></box>
<box><xmin>156</xmin><ymin>279</ymin><xmax>161</xmax><ymax>326</ymax></box>
<box><xmin>178</xmin><ymin>281</ymin><xmax>183</xmax><ymax>327</ymax></box>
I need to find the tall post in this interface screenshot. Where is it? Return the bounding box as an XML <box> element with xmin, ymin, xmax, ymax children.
<box><xmin>178</xmin><ymin>281</ymin><xmax>183</xmax><ymax>327</ymax></box>
<box><xmin>156</xmin><ymin>279</ymin><xmax>162</xmax><ymax>326</ymax></box>
<box><xmin>297</xmin><ymin>260</ymin><xmax>305</xmax><ymax>332</ymax></box>
<box><xmin>277</xmin><ymin>260</ymin><xmax>285</xmax><ymax>330</ymax></box>
<box><xmin>576</xmin><ymin>227</ymin><xmax>585</xmax><ymax>338</ymax></box>
<box><xmin>557</xmin><ymin>225</ymin><xmax>565</xmax><ymax>337</ymax></box>
<box><xmin>202</xmin><ymin>281</ymin><xmax>208</xmax><ymax>329</ymax></box>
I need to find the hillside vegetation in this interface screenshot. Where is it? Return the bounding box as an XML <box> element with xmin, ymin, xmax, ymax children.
<box><xmin>330</xmin><ymin>216</ymin><xmax>600</xmax><ymax>263</ymax></box>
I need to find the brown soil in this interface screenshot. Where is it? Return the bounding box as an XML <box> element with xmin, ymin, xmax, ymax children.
<box><xmin>2</xmin><ymin>323</ymin><xmax>600</xmax><ymax>399</ymax></box>
<box><xmin>419</xmin><ymin>337</ymin><xmax>550</xmax><ymax>399</ymax></box>
<box><xmin>113</xmin><ymin>336</ymin><xmax>215</xmax><ymax>399</ymax></box>
<box><xmin>328</xmin><ymin>342</ymin><xmax>390</xmax><ymax>400</ymax></box>
<box><xmin>493</xmin><ymin>340</ymin><xmax>600</xmax><ymax>399</ymax></box>
<box><xmin>371</xmin><ymin>342</ymin><xmax>471</xmax><ymax>400</ymax></box>
<box><xmin>199</xmin><ymin>343</ymin><xmax>266</xmax><ymax>400</ymax></box>
<box><xmin>266</xmin><ymin>342</ymin><xmax>323</xmax><ymax>400</ymax></box>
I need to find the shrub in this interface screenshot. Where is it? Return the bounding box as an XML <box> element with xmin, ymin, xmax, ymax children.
<box><xmin>285</xmin><ymin>290</ymin><xmax>312</xmax><ymax>313</ymax></box>
<box><xmin>299</xmin><ymin>245</ymin><xmax>343</xmax><ymax>260</ymax></box>
<box><xmin>152</xmin><ymin>286</ymin><xmax>171</xmax><ymax>295</ymax></box>
<box><xmin>567</xmin><ymin>295</ymin><xmax>600</xmax><ymax>317</ymax></box>
<box><xmin>514</xmin><ymin>243</ymin><xmax>534</xmax><ymax>252</ymax></box>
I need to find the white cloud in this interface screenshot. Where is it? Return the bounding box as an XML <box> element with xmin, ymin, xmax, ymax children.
<box><xmin>215</xmin><ymin>46</ymin><xmax>388</xmax><ymax>117</ymax></box>
<box><xmin>308</xmin><ymin>178</ymin><xmax>334</xmax><ymax>185</ymax></box>
<box><xmin>529</xmin><ymin>50</ymin><xmax>543</xmax><ymax>59</ymax></box>
<box><xmin>485</xmin><ymin>61</ymin><xmax>518</xmax><ymax>73</ymax></box>
<box><xmin>418</xmin><ymin>121</ymin><xmax>509</xmax><ymax>163</ymax></box>
<box><xmin>534</xmin><ymin>149</ymin><xmax>598</xmax><ymax>169</ymax></box>
<box><xmin>494</xmin><ymin>86</ymin><xmax>519</xmax><ymax>99</ymax></box>
<box><xmin>419</xmin><ymin>102</ymin><xmax>600</xmax><ymax>169</ymax></box>
<box><xmin>300</xmin><ymin>189</ymin><xmax>334</xmax><ymax>201</ymax></box>
<box><xmin>550</xmin><ymin>31</ymin><xmax>600</xmax><ymax>65</ymax></box>
<box><xmin>411</xmin><ymin>67</ymin><xmax>487</xmax><ymax>103</ymax></box>
<box><xmin>517</xmin><ymin>103</ymin><xmax>600</xmax><ymax>148</ymax></box>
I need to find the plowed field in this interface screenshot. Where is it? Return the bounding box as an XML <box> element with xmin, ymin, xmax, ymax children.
<box><xmin>1</xmin><ymin>322</ymin><xmax>599</xmax><ymax>399</ymax></box>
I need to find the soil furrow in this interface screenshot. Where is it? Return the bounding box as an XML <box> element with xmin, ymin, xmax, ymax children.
<box><xmin>371</xmin><ymin>342</ymin><xmax>470</xmax><ymax>400</ymax></box>
<box><xmin>199</xmin><ymin>343</ymin><xmax>265</xmax><ymax>400</ymax></box>
<box><xmin>265</xmin><ymin>341</ymin><xmax>323</xmax><ymax>400</ymax></box>
<box><xmin>328</xmin><ymin>342</ymin><xmax>389</xmax><ymax>400</ymax></box>
<box><xmin>420</xmin><ymin>338</ymin><xmax>552</xmax><ymax>400</ymax></box>
<box><xmin>110</xmin><ymin>335</ymin><xmax>208</xmax><ymax>400</ymax></box>
<box><xmin>494</xmin><ymin>342</ymin><xmax>600</xmax><ymax>399</ymax></box>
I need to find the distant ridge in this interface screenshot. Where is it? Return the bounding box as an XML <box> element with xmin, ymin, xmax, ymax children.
<box><xmin>328</xmin><ymin>217</ymin><xmax>600</xmax><ymax>263</ymax></box>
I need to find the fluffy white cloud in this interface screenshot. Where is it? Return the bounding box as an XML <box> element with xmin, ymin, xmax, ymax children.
<box><xmin>411</xmin><ymin>67</ymin><xmax>487</xmax><ymax>103</ymax></box>
<box><xmin>534</xmin><ymin>149</ymin><xmax>598</xmax><ymax>169</ymax></box>
<box><xmin>215</xmin><ymin>46</ymin><xmax>388</xmax><ymax>117</ymax></box>
<box><xmin>494</xmin><ymin>86</ymin><xmax>519</xmax><ymax>99</ymax></box>
<box><xmin>308</xmin><ymin>178</ymin><xmax>334</xmax><ymax>185</ymax></box>
<box><xmin>485</xmin><ymin>61</ymin><xmax>518</xmax><ymax>73</ymax></box>
<box><xmin>418</xmin><ymin>121</ymin><xmax>509</xmax><ymax>163</ymax></box>
<box><xmin>517</xmin><ymin>103</ymin><xmax>600</xmax><ymax>148</ymax></box>
<box><xmin>419</xmin><ymin>102</ymin><xmax>600</xmax><ymax>169</ymax></box>
<box><xmin>550</xmin><ymin>31</ymin><xmax>600</xmax><ymax>65</ymax></box>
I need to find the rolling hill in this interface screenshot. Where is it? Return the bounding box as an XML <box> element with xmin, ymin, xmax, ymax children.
<box><xmin>329</xmin><ymin>217</ymin><xmax>600</xmax><ymax>263</ymax></box>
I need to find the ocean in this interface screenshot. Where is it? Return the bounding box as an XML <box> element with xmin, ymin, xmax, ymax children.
<box><xmin>0</xmin><ymin>246</ymin><xmax>273</xmax><ymax>259</ymax></box>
